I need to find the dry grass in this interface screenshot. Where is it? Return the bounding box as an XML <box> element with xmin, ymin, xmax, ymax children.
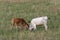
<box><xmin>0</xmin><ymin>0</ymin><xmax>60</xmax><ymax>40</ymax></box>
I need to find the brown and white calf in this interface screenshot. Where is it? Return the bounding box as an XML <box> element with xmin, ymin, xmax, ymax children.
<box><xmin>11</xmin><ymin>18</ymin><xmax>29</xmax><ymax>29</ymax></box>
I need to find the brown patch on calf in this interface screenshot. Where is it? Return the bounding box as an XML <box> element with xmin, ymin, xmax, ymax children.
<box><xmin>11</xmin><ymin>18</ymin><xmax>29</xmax><ymax>30</ymax></box>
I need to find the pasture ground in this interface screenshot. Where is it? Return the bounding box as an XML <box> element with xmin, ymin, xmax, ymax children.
<box><xmin>0</xmin><ymin>0</ymin><xmax>60</xmax><ymax>40</ymax></box>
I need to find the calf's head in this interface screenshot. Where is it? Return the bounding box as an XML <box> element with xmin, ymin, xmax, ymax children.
<box><xmin>24</xmin><ymin>23</ymin><xmax>29</xmax><ymax>30</ymax></box>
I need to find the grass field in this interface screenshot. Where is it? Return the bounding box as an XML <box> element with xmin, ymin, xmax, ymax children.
<box><xmin>0</xmin><ymin>0</ymin><xmax>60</xmax><ymax>40</ymax></box>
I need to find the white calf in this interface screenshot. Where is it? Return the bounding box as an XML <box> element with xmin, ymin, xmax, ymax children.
<box><xmin>29</xmin><ymin>16</ymin><xmax>48</xmax><ymax>31</ymax></box>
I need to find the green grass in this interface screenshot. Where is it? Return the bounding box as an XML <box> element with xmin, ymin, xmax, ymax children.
<box><xmin>0</xmin><ymin>0</ymin><xmax>60</xmax><ymax>40</ymax></box>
